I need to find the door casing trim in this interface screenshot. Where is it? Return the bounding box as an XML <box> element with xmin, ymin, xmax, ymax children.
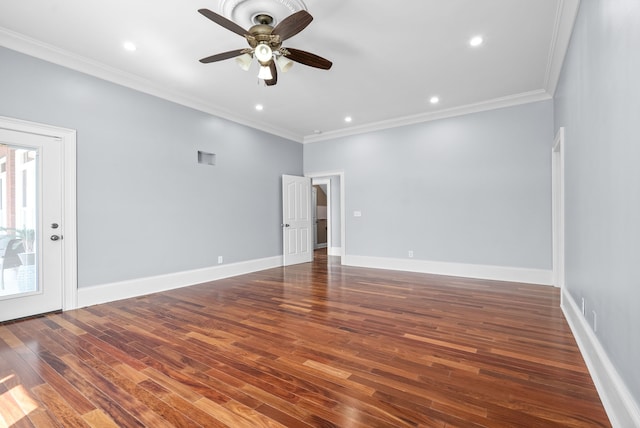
<box><xmin>552</xmin><ymin>127</ymin><xmax>565</xmax><ymax>289</ymax></box>
<box><xmin>0</xmin><ymin>115</ymin><xmax>78</xmax><ymax>310</ymax></box>
<box><xmin>305</xmin><ymin>171</ymin><xmax>345</xmax><ymax>257</ymax></box>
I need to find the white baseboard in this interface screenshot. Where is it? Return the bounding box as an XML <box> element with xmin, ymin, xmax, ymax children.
<box><xmin>77</xmin><ymin>256</ymin><xmax>282</xmax><ymax>308</ymax></box>
<box><xmin>342</xmin><ymin>255</ymin><xmax>553</xmax><ymax>285</ymax></box>
<box><xmin>561</xmin><ymin>289</ymin><xmax>640</xmax><ymax>428</ymax></box>
<box><xmin>328</xmin><ymin>247</ymin><xmax>342</xmax><ymax>257</ymax></box>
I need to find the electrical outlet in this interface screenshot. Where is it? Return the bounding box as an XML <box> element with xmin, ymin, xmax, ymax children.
<box><xmin>581</xmin><ymin>297</ymin><xmax>585</xmax><ymax>315</ymax></box>
<box><xmin>218</xmin><ymin>256</ymin><xmax>223</xmax><ymax>264</ymax></box>
<box><xmin>408</xmin><ymin>250</ymin><xmax>414</xmax><ymax>258</ymax></box>
<box><xmin>592</xmin><ymin>311</ymin><xmax>597</xmax><ymax>332</ymax></box>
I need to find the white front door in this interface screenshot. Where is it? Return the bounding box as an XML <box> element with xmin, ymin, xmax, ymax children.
<box><xmin>0</xmin><ymin>127</ymin><xmax>64</xmax><ymax>321</ymax></box>
<box><xmin>282</xmin><ymin>175</ymin><xmax>312</xmax><ymax>266</ymax></box>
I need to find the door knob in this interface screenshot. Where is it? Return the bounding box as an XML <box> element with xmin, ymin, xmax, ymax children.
<box><xmin>50</xmin><ymin>235</ymin><xmax>62</xmax><ymax>241</ymax></box>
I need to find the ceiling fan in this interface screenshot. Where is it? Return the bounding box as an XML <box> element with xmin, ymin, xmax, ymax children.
<box><xmin>197</xmin><ymin>8</ymin><xmax>332</xmax><ymax>86</ymax></box>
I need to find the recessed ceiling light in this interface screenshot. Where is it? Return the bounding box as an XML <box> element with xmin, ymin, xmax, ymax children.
<box><xmin>344</xmin><ymin>116</ymin><xmax>352</xmax><ymax>123</ymax></box>
<box><xmin>430</xmin><ymin>96</ymin><xmax>440</xmax><ymax>104</ymax></box>
<box><xmin>469</xmin><ymin>36</ymin><xmax>483</xmax><ymax>47</ymax></box>
<box><xmin>255</xmin><ymin>104</ymin><xmax>264</xmax><ymax>111</ymax></box>
<box><xmin>123</xmin><ymin>41</ymin><xmax>137</xmax><ymax>52</ymax></box>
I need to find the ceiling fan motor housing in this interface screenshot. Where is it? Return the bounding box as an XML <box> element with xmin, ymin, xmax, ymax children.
<box><xmin>218</xmin><ymin>0</ymin><xmax>308</xmax><ymax>30</ymax></box>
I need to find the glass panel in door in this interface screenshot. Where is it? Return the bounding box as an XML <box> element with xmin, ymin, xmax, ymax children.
<box><xmin>0</xmin><ymin>144</ymin><xmax>37</xmax><ymax>297</ymax></box>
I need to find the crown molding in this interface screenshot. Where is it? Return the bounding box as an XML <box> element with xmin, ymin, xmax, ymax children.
<box><xmin>0</xmin><ymin>27</ymin><xmax>302</xmax><ymax>143</ymax></box>
<box><xmin>302</xmin><ymin>90</ymin><xmax>552</xmax><ymax>144</ymax></box>
<box><xmin>2</xmin><ymin>1</ymin><xmax>576</xmax><ymax>147</ymax></box>
<box><xmin>544</xmin><ymin>0</ymin><xmax>581</xmax><ymax>95</ymax></box>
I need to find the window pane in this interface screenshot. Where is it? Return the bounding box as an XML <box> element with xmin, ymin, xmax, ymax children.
<box><xmin>0</xmin><ymin>144</ymin><xmax>38</xmax><ymax>297</ymax></box>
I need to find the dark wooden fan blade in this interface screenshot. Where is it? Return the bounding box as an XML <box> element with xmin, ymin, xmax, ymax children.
<box><xmin>199</xmin><ymin>49</ymin><xmax>246</xmax><ymax>63</ymax></box>
<box><xmin>198</xmin><ymin>8</ymin><xmax>248</xmax><ymax>37</ymax></box>
<box><xmin>265</xmin><ymin>62</ymin><xmax>278</xmax><ymax>86</ymax></box>
<box><xmin>272</xmin><ymin>10</ymin><xmax>313</xmax><ymax>41</ymax></box>
<box><xmin>285</xmin><ymin>48</ymin><xmax>332</xmax><ymax>70</ymax></box>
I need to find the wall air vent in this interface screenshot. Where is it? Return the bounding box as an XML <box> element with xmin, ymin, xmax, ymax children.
<box><xmin>197</xmin><ymin>151</ymin><xmax>216</xmax><ymax>166</ymax></box>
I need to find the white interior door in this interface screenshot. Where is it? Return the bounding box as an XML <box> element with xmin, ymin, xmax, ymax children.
<box><xmin>0</xmin><ymin>128</ymin><xmax>64</xmax><ymax>321</ymax></box>
<box><xmin>282</xmin><ymin>175</ymin><xmax>312</xmax><ymax>266</ymax></box>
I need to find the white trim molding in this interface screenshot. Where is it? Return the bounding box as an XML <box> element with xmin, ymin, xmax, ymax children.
<box><xmin>561</xmin><ymin>289</ymin><xmax>640</xmax><ymax>428</ymax></box>
<box><xmin>305</xmin><ymin>171</ymin><xmax>346</xmax><ymax>258</ymax></box>
<box><xmin>328</xmin><ymin>247</ymin><xmax>342</xmax><ymax>257</ymax></box>
<box><xmin>311</xmin><ymin>177</ymin><xmax>332</xmax><ymax>251</ymax></box>
<box><xmin>0</xmin><ymin>28</ymin><xmax>300</xmax><ymax>143</ymax></box>
<box><xmin>552</xmin><ymin>127</ymin><xmax>566</xmax><ymax>288</ymax></box>
<box><xmin>1</xmin><ymin>24</ymin><xmax>573</xmax><ymax>146</ymax></box>
<box><xmin>544</xmin><ymin>0</ymin><xmax>581</xmax><ymax>95</ymax></box>
<box><xmin>342</xmin><ymin>255</ymin><xmax>553</xmax><ymax>285</ymax></box>
<box><xmin>78</xmin><ymin>256</ymin><xmax>282</xmax><ymax>308</ymax></box>
<box><xmin>302</xmin><ymin>90</ymin><xmax>552</xmax><ymax>144</ymax></box>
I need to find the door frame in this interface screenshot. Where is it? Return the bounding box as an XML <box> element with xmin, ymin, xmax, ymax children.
<box><xmin>311</xmin><ymin>186</ymin><xmax>318</xmax><ymax>248</ymax></box>
<box><xmin>0</xmin><ymin>116</ymin><xmax>77</xmax><ymax>310</ymax></box>
<box><xmin>552</xmin><ymin>127</ymin><xmax>565</xmax><ymax>289</ymax></box>
<box><xmin>311</xmin><ymin>178</ymin><xmax>330</xmax><ymax>250</ymax></box>
<box><xmin>305</xmin><ymin>171</ymin><xmax>345</xmax><ymax>257</ymax></box>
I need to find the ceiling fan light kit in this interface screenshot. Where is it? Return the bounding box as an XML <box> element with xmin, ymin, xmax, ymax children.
<box><xmin>197</xmin><ymin>1</ymin><xmax>332</xmax><ymax>86</ymax></box>
<box><xmin>258</xmin><ymin>65</ymin><xmax>273</xmax><ymax>80</ymax></box>
<box><xmin>276</xmin><ymin>55</ymin><xmax>293</xmax><ymax>73</ymax></box>
<box><xmin>254</xmin><ymin>43</ymin><xmax>273</xmax><ymax>64</ymax></box>
<box><xmin>235</xmin><ymin>52</ymin><xmax>253</xmax><ymax>71</ymax></box>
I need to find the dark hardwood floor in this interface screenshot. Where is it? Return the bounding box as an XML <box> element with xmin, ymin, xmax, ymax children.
<box><xmin>1</xmin><ymin>249</ymin><xmax>610</xmax><ymax>427</ymax></box>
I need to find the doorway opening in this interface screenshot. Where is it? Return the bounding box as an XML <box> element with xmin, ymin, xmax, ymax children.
<box><xmin>312</xmin><ymin>180</ymin><xmax>329</xmax><ymax>250</ymax></box>
<box><xmin>307</xmin><ymin>171</ymin><xmax>345</xmax><ymax>264</ymax></box>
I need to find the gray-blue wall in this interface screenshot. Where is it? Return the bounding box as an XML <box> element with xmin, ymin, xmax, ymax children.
<box><xmin>0</xmin><ymin>46</ymin><xmax>302</xmax><ymax>288</ymax></box>
<box><xmin>554</xmin><ymin>0</ymin><xmax>640</xmax><ymax>403</ymax></box>
<box><xmin>304</xmin><ymin>100</ymin><xmax>554</xmax><ymax>269</ymax></box>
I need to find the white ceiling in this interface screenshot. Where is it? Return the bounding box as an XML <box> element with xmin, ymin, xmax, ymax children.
<box><xmin>0</xmin><ymin>0</ymin><xmax>579</xmax><ymax>143</ymax></box>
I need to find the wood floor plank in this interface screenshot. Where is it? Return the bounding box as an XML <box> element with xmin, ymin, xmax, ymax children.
<box><xmin>0</xmin><ymin>249</ymin><xmax>611</xmax><ymax>427</ymax></box>
<box><xmin>0</xmin><ymin>384</ymin><xmax>34</xmax><ymax>427</ymax></box>
<box><xmin>25</xmin><ymin>407</ymin><xmax>63</xmax><ymax>428</ymax></box>
<box><xmin>81</xmin><ymin>409</ymin><xmax>120</xmax><ymax>428</ymax></box>
<box><xmin>31</xmin><ymin>384</ymin><xmax>90</xmax><ymax>428</ymax></box>
<box><xmin>83</xmin><ymin>359</ymin><xmax>200</xmax><ymax>428</ymax></box>
<box><xmin>10</xmin><ymin>343</ymin><xmax>97</xmax><ymax>416</ymax></box>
